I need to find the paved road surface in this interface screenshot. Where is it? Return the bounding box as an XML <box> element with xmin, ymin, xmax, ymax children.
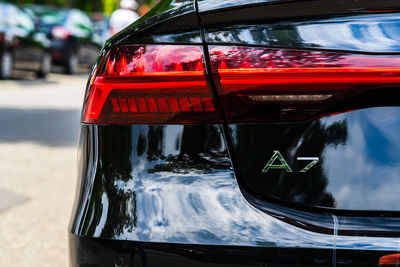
<box><xmin>0</xmin><ymin>72</ymin><xmax>87</xmax><ymax>266</ymax></box>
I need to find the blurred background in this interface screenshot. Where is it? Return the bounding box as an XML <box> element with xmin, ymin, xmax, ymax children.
<box><xmin>12</xmin><ymin>0</ymin><xmax>155</xmax><ymax>16</ymax></box>
<box><xmin>0</xmin><ymin>0</ymin><xmax>156</xmax><ymax>265</ymax></box>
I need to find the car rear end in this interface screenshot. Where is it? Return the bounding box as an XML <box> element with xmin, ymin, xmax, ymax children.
<box><xmin>69</xmin><ymin>0</ymin><xmax>400</xmax><ymax>266</ymax></box>
<box><xmin>42</xmin><ymin>10</ymin><xmax>75</xmax><ymax>67</ymax></box>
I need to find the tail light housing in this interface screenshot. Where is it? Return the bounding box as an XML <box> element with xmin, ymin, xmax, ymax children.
<box><xmin>379</xmin><ymin>254</ymin><xmax>400</xmax><ymax>266</ymax></box>
<box><xmin>209</xmin><ymin>46</ymin><xmax>400</xmax><ymax>122</ymax></box>
<box><xmin>82</xmin><ymin>45</ymin><xmax>221</xmax><ymax>124</ymax></box>
<box><xmin>83</xmin><ymin>44</ymin><xmax>400</xmax><ymax>124</ymax></box>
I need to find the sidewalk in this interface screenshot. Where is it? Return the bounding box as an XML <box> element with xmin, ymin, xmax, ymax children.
<box><xmin>0</xmin><ymin>73</ymin><xmax>87</xmax><ymax>266</ymax></box>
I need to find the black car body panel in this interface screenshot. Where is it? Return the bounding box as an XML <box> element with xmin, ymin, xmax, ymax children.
<box><xmin>197</xmin><ymin>0</ymin><xmax>400</xmax><ymax>210</ymax></box>
<box><xmin>198</xmin><ymin>0</ymin><xmax>400</xmax><ymax>20</ymax></box>
<box><xmin>70</xmin><ymin>234</ymin><xmax>338</xmax><ymax>267</ymax></box>
<box><xmin>72</xmin><ymin>125</ymin><xmax>335</xmax><ymax>245</ymax></box>
<box><xmin>70</xmin><ymin>0</ymin><xmax>400</xmax><ymax>266</ymax></box>
<box><xmin>230</xmin><ymin>107</ymin><xmax>400</xmax><ymax>212</ymax></box>
<box><xmin>202</xmin><ymin>13</ymin><xmax>400</xmax><ymax>53</ymax></box>
<box><xmin>70</xmin><ymin>121</ymin><xmax>400</xmax><ymax>266</ymax></box>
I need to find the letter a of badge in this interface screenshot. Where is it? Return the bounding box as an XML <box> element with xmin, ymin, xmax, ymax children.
<box><xmin>262</xmin><ymin>151</ymin><xmax>293</xmax><ymax>173</ymax></box>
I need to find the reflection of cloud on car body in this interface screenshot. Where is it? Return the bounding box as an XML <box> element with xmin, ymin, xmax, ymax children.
<box><xmin>323</xmin><ymin>107</ymin><xmax>400</xmax><ymax>210</ymax></box>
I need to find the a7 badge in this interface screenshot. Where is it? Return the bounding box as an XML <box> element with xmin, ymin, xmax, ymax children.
<box><xmin>262</xmin><ymin>151</ymin><xmax>319</xmax><ymax>173</ymax></box>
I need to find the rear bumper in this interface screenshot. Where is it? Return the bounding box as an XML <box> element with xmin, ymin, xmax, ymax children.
<box><xmin>69</xmin><ymin>234</ymin><xmax>400</xmax><ymax>266</ymax></box>
<box><xmin>69</xmin><ymin>234</ymin><xmax>335</xmax><ymax>267</ymax></box>
<box><xmin>69</xmin><ymin>125</ymin><xmax>400</xmax><ymax>266</ymax></box>
<box><xmin>50</xmin><ymin>40</ymin><xmax>75</xmax><ymax>65</ymax></box>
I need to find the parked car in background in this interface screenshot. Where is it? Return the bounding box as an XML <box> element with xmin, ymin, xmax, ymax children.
<box><xmin>70</xmin><ymin>0</ymin><xmax>400</xmax><ymax>266</ymax></box>
<box><xmin>24</xmin><ymin>5</ymin><xmax>100</xmax><ymax>74</ymax></box>
<box><xmin>90</xmin><ymin>12</ymin><xmax>110</xmax><ymax>47</ymax></box>
<box><xmin>0</xmin><ymin>2</ymin><xmax>51</xmax><ymax>79</ymax></box>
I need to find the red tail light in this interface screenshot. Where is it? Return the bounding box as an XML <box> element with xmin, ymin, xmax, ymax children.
<box><xmin>379</xmin><ymin>253</ymin><xmax>400</xmax><ymax>266</ymax></box>
<box><xmin>209</xmin><ymin>46</ymin><xmax>400</xmax><ymax>122</ymax></box>
<box><xmin>83</xmin><ymin>44</ymin><xmax>400</xmax><ymax>124</ymax></box>
<box><xmin>82</xmin><ymin>45</ymin><xmax>221</xmax><ymax>124</ymax></box>
<box><xmin>52</xmin><ymin>26</ymin><xmax>71</xmax><ymax>40</ymax></box>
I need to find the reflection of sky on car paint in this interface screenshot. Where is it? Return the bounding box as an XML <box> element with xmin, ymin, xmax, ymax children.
<box><xmin>111</xmin><ymin>170</ymin><xmax>336</xmax><ymax>248</ymax></box>
<box><xmin>105</xmin><ymin>168</ymin><xmax>400</xmax><ymax>251</ymax></box>
<box><xmin>87</xmin><ymin>125</ymin><xmax>334</xmax><ymax>248</ymax></box>
<box><xmin>297</xmin><ymin>16</ymin><xmax>400</xmax><ymax>51</ymax></box>
<box><xmin>84</xmin><ymin>124</ymin><xmax>400</xmax><ymax>251</ymax></box>
<box><xmin>335</xmin><ymin>235</ymin><xmax>400</xmax><ymax>250</ymax></box>
<box><xmin>205</xmin><ymin>14</ymin><xmax>400</xmax><ymax>53</ymax></box>
<box><xmin>198</xmin><ymin>0</ymin><xmax>277</xmax><ymax>11</ymax></box>
<box><xmin>322</xmin><ymin>107</ymin><xmax>400</xmax><ymax>210</ymax></box>
<box><xmin>164</xmin><ymin>125</ymin><xmax>183</xmax><ymax>155</ymax></box>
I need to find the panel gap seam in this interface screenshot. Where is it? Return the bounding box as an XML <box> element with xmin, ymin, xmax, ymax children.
<box><xmin>332</xmin><ymin>214</ymin><xmax>338</xmax><ymax>267</ymax></box>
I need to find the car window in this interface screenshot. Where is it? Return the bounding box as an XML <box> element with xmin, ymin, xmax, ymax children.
<box><xmin>41</xmin><ymin>10</ymin><xmax>68</xmax><ymax>25</ymax></box>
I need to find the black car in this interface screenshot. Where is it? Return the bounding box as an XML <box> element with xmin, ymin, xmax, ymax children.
<box><xmin>90</xmin><ymin>13</ymin><xmax>110</xmax><ymax>47</ymax></box>
<box><xmin>69</xmin><ymin>0</ymin><xmax>400</xmax><ymax>266</ymax></box>
<box><xmin>0</xmin><ymin>2</ymin><xmax>51</xmax><ymax>79</ymax></box>
<box><xmin>24</xmin><ymin>5</ymin><xmax>101</xmax><ymax>74</ymax></box>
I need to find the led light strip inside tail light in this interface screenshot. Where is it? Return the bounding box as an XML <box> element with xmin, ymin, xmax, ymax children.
<box><xmin>82</xmin><ymin>45</ymin><xmax>221</xmax><ymax>124</ymax></box>
<box><xmin>82</xmin><ymin>44</ymin><xmax>400</xmax><ymax>124</ymax></box>
<box><xmin>209</xmin><ymin>46</ymin><xmax>400</xmax><ymax>122</ymax></box>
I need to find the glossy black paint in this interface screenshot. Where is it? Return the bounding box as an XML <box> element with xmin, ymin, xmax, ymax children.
<box><xmin>70</xmin><ymin>124</ymin><xmax>337</xmax><ymax>265</ymax></box>
<box><xmin>0</xmin><ymin>2</ymin><xmax>50</xmax><ymax>78</ymax></box>
<box><xmin>199</xmin><ymin>1</ymin><xmax>400</xmax><ymax>53</ymax></box>
<box><xmin>71</xmin><ymin>234</ymin><xmax>400</xmax><ymax>266</ymax></box>
<box><xmin>198</xmin><ymin>0</ymin><xmax>400</xmax><ymax>17</ymax></box>
<box><xmin>70</xmin><ymin>0</ymin><xmax>400</xmax><ymax>266</ymax></box>
<box><xmin>70</xmin><ymin>235</ymin><xmax>335</xmax><ymax>267</ymax></box>
<box><xmin>229</xmin><ymin>107</ymin><xmax>400</xmax><ymax>212</ymax></box>
<box><xmin>247</xmin><ymin>192</ymin><xmax>400</xmax><ymax>237</ymax></box>
<box><xmin>70</xmin><ymin>124</ymin><xmax>400</xmax><ymax>265</ymax></box>
<box><xmin>73</xmin><ymin>125</ymin><xmax>334</xmax><ymax>246</ymax></box>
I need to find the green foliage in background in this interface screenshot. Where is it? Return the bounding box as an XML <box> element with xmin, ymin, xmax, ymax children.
<box><xmin>10</xmin><ymin>0</ymin><xmax>159</xmax><ymax>13</ymax></box>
